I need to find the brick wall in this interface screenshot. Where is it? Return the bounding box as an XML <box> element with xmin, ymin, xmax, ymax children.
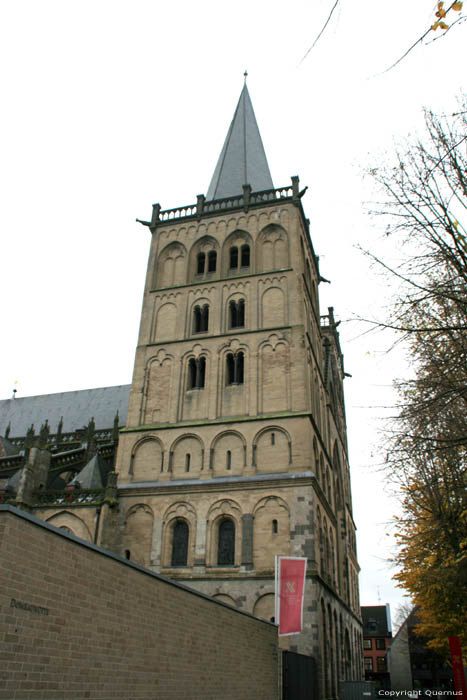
<box><xmin>0</xmin><ymin>505</ymin><xmax>279</xmax><ymax>700</ymax></box>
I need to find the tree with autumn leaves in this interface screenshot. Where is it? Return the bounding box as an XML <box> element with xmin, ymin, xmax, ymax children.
<box><xmin>367</xmin><ymin>99</ymin><xmax>467</xmax><ymax>653</ymax></box>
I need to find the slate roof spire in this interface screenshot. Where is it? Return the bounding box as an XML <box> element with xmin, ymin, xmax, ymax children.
<box><xmin>206</xmin><ymin>82</ymin><xmax>274</xmax><ymax>200</ymax></box>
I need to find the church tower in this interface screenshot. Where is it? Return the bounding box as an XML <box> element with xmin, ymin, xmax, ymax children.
<box><xmin>115</xmin><ymin>83</ymin><xmax>362</xmax><ymax>692</ymax></box>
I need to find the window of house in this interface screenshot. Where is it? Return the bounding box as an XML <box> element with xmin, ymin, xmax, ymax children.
<box><xmin>229</xmin><ymin>247</ymin><xmax>238</xmax><ymax>269</ymax></box>
<box><xmin>218</xmin><ymin>519</ymin><xmax>235</xmax><ymax>565</ymax></box>
<box><xmin>229</xmin><ymin>299</ymin><xmax>245</xmax><ymax>328</ymax></box>
<box><xmin>193</xmin><ymin>304</ymin><xmax>209</xmax><ymax>333</ymax></box>
<box><xmin>171</xmin><ymin>520</ymin><xmax>189</xmax><ymax>566</ymax></box>
<box><xmin>363</xmin><ymin>639</ymin><xmax>372</xmax><ymax>650</ymax></box>
<box><xmin>207</xmin><ymin>250</ymin><xmax>217</xmax><ymax>273</ymax></box>
<box><xmin>226</xmin><ymin>351</ymin><xmax>244</xmax><ymax>385</ymax></box>
<box><xmin>187</xmin><ymin>357</ymin><xmax>206</xmax><ymax>389</ymax></box>
<box><xmin>376</xmin><ymin>657</ymin><xmax>387</xmax><ymax>672</ymax></box>
<box><xmin>229</xmin><ymin>244</ymin><xmax>250</xmax><ymax>273</ymax></box>
<box><xmin>364</xmin><ymin>658</ymin><xmax>373</xmax><ymax>672</ymax></box>
<box><xmin>240</xmin><ymin>244</ymin><xmax>250</xmax><ymax>267</ymax></box>
<box><xmin>196</xmin><ymin>249</ymin><xmax>217</xmax><ymax>277</ymax></box>
<box><xmin>375</xmin><ymin>639</ymin><xmax>385</xmax><ymax>650</ymax></box>
<box><xmin>197</xmin><ymin>252</ymin><xmax>206</xmax><ymax>275</ymax></box>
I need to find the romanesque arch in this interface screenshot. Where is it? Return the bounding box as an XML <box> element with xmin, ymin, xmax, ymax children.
<box><xmin>154</xmin><ymin>302</ymin><xmax>177</xmax><ymax>341</ymax></box>
<box><xmin>170</xmin><ymin>434</ymin><xmax>204</xmax><ymax>478</ymax></box>
<box><xmin>155</xmin><ymin>242</ymin><xmax>187</xmax><ymax>288</ymax></box>
<box><xmin>130</xmin><ymin>436</ymin><xmax>163</xmax><ymax>481</ymax></box>
<box><xmin>222</xmin><ymin>230</ymin><xmax>253</xmax><ymax>277</ymax></box>
<box><xmin>253</xmin><ymin>425</ymin><xmax>291</xmax><ymax>473</ymax></box>
<box><xmin>188</xmin><ymin>235</ymin><xmax>219</xmax><ymax>282</ymax></box>
<box><xmin>161</xmin><ymin>501</ymin><xmax>197</xmax><ymax>568</ymax></box>
<box><xmin>206</xmin><ymin>498</ymin><xmax>242</xmax><ymax>567</ymax></box>
<box><xmin>211</xmin><ymin>430</ymin><xmax>246</xmax><ymax>475</ymax></box>
<box><xmin>46</xmin><ymin>511</ymin><xmax>92</xmax><ymax>542</ymax></box>
<box><xmin>253</xmin><ymin>495</ymin><xmax>290</xmax><ymax>569</ymax></box>
<box><xmin>143</xmin><ymin>351</ymin><xmax>173</xmax><ymax>424</ymax></box>
<box><xmin>253</xmin><ymin>593</ymin><xmax>275</xmax><ymax>622</ymax></box>
<box><xmin>256</xmin><ymin>224</ymin><xmax>289</xmax><ymax>272</ymax></box>
<box><xmin>121</xmin><ymin>504</ymin><xmax>154</xmax><ymax>568</ymax></box>
<box><xmin>261</xmin><ymin>286</ymin><xmax>286</xmax><ymax>327</ymax></box>
<box><xmin>258</xmin><ymin>335</ymin><xmax>290</xmax><ymax>413</ymax></box>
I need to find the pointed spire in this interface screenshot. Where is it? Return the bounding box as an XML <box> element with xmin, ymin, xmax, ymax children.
<box><xmin>206</xmin><ymin>83</ymin><xmax>274</xmax><ymax>200</ymax></box>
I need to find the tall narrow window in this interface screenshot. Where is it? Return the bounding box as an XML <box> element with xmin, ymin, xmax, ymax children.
<box><xmin>229</xmin><ymin>247</ymin><xmax>238</xmax><ymax>269</ymax></box>
<box><xmin>193</xmin><ymin>305</ymin><xmax>202</xmax><ymax>333</ymax></box>
<box><xmin>229</xmin><ymin>300</ymin><xmax>237</xmax><ymax>328</ymax></box>
<box><xmin>226</xmin><ymin>450</ymin><xmax>231</xmax><ymax>470</ymax></box>
<box><xmin>271</xmin><ymin>432</ymin><xmax>275</xmax><ymax>445</ymax></box>
<box><xmin>185</xmin><ymin>453</ymin><xmax>191</xmax><ymax>472</ymax></box>
<box><xmin>201</xmin><ymin>304</ymin><xmax>209</xmax><ymax>332</ymax></box>
<box><xmin>226</xmin><ymin>353</ymin><xmax>235</xmax><ymax>385</ymax></box>
<box><xmin>226</xmin><ymin>352</ymin><xmax>244</xmax><ymax>385</ymax></box>
<box><xmin>193</xmin><ymin>304</ymin><xmax>209</xmax><ymax>333</ymax></box>
<box><xmin>237</xmin><ymin>299</ymin><xmax>245</xmax><ymax>327</ymax></box>
<box><xmin>240</xmin><ymin>244</ymin><xmax>250</xmax><ymax>267</ymax></box>
<box><xmin>272</xmin><ymin>519</ymin><xmax>278</xmax><ymax>534</ymax></box>
<box><xmin>197</xmin><ymin>252</ymin><xmax>206</xmax><ymax>275</ymax></box>
<box><xmin>218</xmin><ymin>519</ymin><xmax>235</xmax><ymax>565</ymax></box>
<box><xmin>188</xmin><ymin>358</ymin><xmax>197</xmax><ymax>389</ymax></box>
<box><xmin>198</xmin><ymin>356</ymin><xmax>206</xmax><ymax>388</ymax></box>
<box><xmin>229</xmin><ymin>299</ymin><xmax>245</xmax><ymax>328</ymax></box>
<box><xmin>207</xmin><ymin>250</ymin><xmax>217</xmax><ymax>272</ymax></box>
<box><xmin>187</xmin><ymin>357</ymin><xmax>206</xmax><ymax>390</ymax></box>
<box><xmin>171</xmin><ymin>520</ymin><xmax>189</xmax><ymax>566</ymax></box>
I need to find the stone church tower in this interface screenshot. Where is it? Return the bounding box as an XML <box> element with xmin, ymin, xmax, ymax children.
<box><xmin>114</xmin><ymin>83</ymin><xmax>363</xmax><ymax>692</ymax></box>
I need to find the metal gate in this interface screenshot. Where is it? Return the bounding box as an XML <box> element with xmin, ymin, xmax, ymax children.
<box><xmin>282</xmin><ymin>651</ymin><xmax>318</xmax><ymax>700</ymax></box>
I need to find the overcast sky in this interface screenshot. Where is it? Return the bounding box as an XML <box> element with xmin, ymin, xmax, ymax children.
<box><xmin>1</xmin><ymin>0</ymin><xmax>466</xmax><ymax>623</ymax></box>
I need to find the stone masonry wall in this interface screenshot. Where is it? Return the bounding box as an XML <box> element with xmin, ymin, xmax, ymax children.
<box><xmin>0</xmin><ymin>506</ymin><xmax>279</xmax><ymax>700</ymax></box>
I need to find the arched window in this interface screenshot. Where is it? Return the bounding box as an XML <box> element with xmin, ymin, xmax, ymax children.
<box><xmin>185</xmin><ymin>453</ymin><xmax>191</xmax><ymax>472</ymax></box>
<box><xmin>229</xmin><ymin>299</ymin><xmax>245</xmax><ymax>328</ymax></box>
<box><xmin>226</xmin><ymin>450</ymin><xmax>232</xmax><ymax>470</ymax></box>
<box><xmin>197</xmin><ymin>252</ymin><xmax>206</xmax><ymax>275</ymax></box>
<box><xmin>229</xmin><ymin>245</ymin><xmax>250</xmax><ymax>273</ymax></box>
<box><xmin>229</xmin><ymin>247</ymin><xmax>238</xmax><ymax>269</ymax></box>
<box><xmin>171</xmin><ymin>520</ymin><xmax>189</xmax><ymax>566</ymax></box>
<box><xmin>196</xmin><ymin>249</ymin><xmax>217</xmax><ymax>278</ymax></box>
<box><xmin>207</xmin><ymin>250</ymin><xmax>217</xmax><ymax>273</ymax></box>
<box><xmin>226</xmin><ymin>351</ymin><xmax>244</xmax><ymax>385</ymax></box>
<box><xmin>187</xmin><ymin>357</ymin><xmax>206</xmax><ymax>389</ymax></box>
<box><xmin>193</xmin><ymin>304</ymin><xmax>209</xmax><ymax>333</ymax></box>
<box><xmin>218</xmin><ymin>519</ymin><xmax>235</xmax><ymax>565</ymax></box>
<box><xmin>241</xmin><ymin>244</ymin><xmax>250</xmax><ymax>268</ymax></box>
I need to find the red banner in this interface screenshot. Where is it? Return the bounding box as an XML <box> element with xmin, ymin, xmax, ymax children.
<box><xmin>275</xmin><ymin>556</ymin><xmax>307</xmax><ymax>636</ymax></box>
<box><xmin>449</xmin><ymin>636</ymin><xmax>466</xmax><ymax>699</ymax></box>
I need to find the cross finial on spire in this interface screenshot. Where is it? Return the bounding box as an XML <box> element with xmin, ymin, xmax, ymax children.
<box><xmin>244</xmin><ymin>70</ymin><xmax>248</xmax><ymax>83</ymax></box>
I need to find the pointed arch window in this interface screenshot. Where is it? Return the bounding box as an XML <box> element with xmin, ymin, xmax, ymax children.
<box><xmin>187</xmin><ymin>357</ymin><xmax>206</xmax><ymax>390</ymax></box>
<box><xmin>218</xmin><ymin>518</ymin><xmax>235</xmax><ymax>565</ymax></box>
<box><xmin>226</xmin><ymin>351</ymin><xmax>244</xmax><ymax>385</ymax></box>
<box><xmin>171</xmin><ymin>520</ymin><xmax>189</xmax><ymax>566</ymax></box>
<box><xmin>193</xmin><ymin>304</ymin><xmax>209</xmax><ymax>333</ymax></box>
